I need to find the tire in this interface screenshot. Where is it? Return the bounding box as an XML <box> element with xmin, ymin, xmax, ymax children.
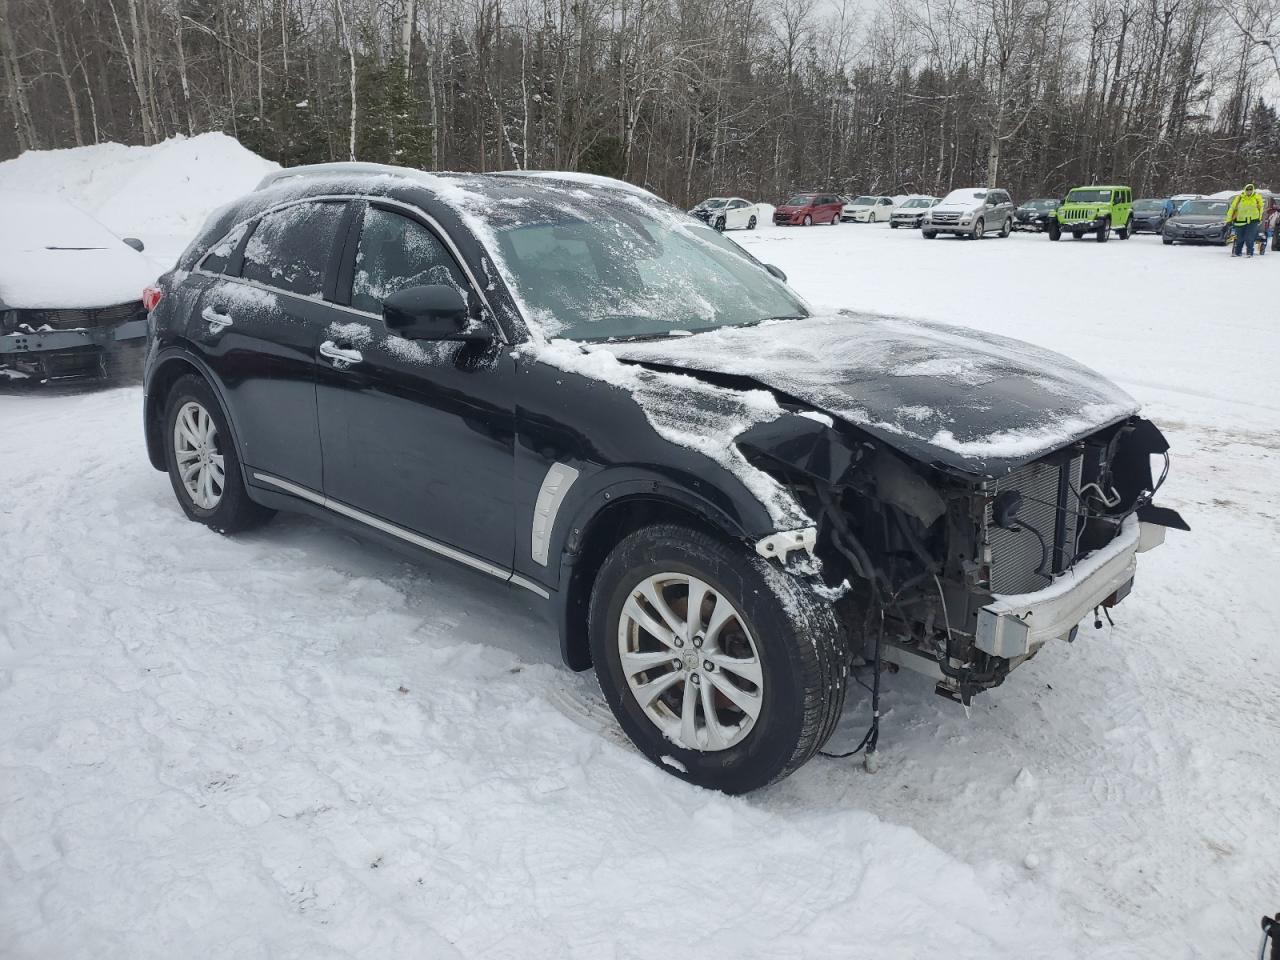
<box><xmin>890</xmin><ymin>222</ymin><xmax>899</xmax><ymax>229</ymax></box>
<box><xmin>999</xmin><ymin>218</ymin><xmax>1012</xmax><ymax>238</ymax></box>
<box><xmin>714</xmin><ymin>217</ymin><xmax>726</xmax><ymax>232</ymax></box>
<box><xmin>803</xmin><ymin>215</ymin><xmax>813</xmax><ymax>226</ymax></box>
<box><xmin>969</xmin><ymin>218</ymin><xmax>985</xmax><ymax>240</ymax></box>
<box><xmin>1048</xmin><ymin>221</ymin><xmax>1061</xmax><ymax>241</ymax></box>
<box><xmin>747</xmin><ymin>215</ymin><xmax>757</xmax><ymax>230</ymax></box>
<box><xmin>868</xmin><ymin>212</ymin><xmax>876</xmax><ymax>224</ymax></box>
<box><xmin>1096</xmin><ymin>218</ymin><xmax>1110</xmax><ymax>242</ymax></box>
<box><xmin>1118</xmin><ymin>216</ymin><xmax>1132</xmax><ymax>240</ymax></box>
<box><xmin>163</xmin><ymin>374</ymin><xmax>274</xmax><ymax>534</ymax></box>
<box><xmin>922</xmin><ymin>230</ymin><xmax>937</xmax><ymax>239</ymax></box>
<box><xmin>588</xmin><ymin>524</ymin><xmax>846</xmax><ymax>794</ymax></box>
<box><xmin>1163</xmin><ymin>234</ymin><xmax>1174</xmax><ymax>245</ymax></box>
<box><xmin>830</xmin><ymin>211</ymin><xmax>840</xmax><ymax>224</ymax></box>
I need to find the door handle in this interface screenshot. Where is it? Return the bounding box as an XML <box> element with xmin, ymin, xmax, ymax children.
<box><xmin>320</xmin><ymin>339</ymin><xmax>363</xmax><ymax>367</ymax></box>
<box><xmin>201</xmin><ymin>306</ymin><xmax>233</xmax><ymax>333</ymax></box>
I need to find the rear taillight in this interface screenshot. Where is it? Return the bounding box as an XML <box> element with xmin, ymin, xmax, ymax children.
<box><xmin>142</xmin><ymin>286</ymin><xmax>163</xmax><ymax>312</ymax></box>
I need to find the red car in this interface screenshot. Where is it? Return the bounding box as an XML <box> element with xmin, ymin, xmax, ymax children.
<box><xmin>773</xmin><ymin>193</ymin><xmax>843</xmax><ymax>226</ymax></box>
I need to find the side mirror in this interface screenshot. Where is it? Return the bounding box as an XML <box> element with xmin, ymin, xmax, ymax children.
<box><xmin>382</xmin><ymin>285</ymin><xmax>489</xmax><ymax>342</ymax></box>
<box><xmin>764</xmin><ymin>263</ymin><xmax>787</xmax><ymax>282</ymax></box>
<box><xmin>123</xmin><ymin>237</ymin><xmax>145</xmax><ymax>252</ymax></box>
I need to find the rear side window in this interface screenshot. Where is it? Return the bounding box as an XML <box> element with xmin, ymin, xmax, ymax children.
<box><xmin>351</xmin><ymin>207</ymin><xmax>472</xmax><ymax>315</ymax></box>
<box><xmin>241</xmin><ymin>201</ymin><xmax>347</xmax><ymax>297</ymax></box>
<box><xmin>200</xmin><ymin>221</ymin><xmax>249</xmax><ymax>274</ymax></box>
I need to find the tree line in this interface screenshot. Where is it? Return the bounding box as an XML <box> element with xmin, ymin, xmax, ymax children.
<box><xmin>2</xmin><ymin>0</ymin><xmax>1279</xmax><ymax>207</ymax></box>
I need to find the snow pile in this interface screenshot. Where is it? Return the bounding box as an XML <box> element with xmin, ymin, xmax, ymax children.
<box><xmin>0</xmin><ymin>133</ymin><xmax>277</xmax><ymax>265</ymax></box>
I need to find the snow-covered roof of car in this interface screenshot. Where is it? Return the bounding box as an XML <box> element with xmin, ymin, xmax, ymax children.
<box><xmin>0</xmin><ymin>191</ymin><xmax>157</xmax><ymax>309</ymax></box>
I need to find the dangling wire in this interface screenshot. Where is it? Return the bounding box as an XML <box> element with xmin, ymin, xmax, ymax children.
<box><xmin>819</xmin><ymin>608</ymin><xmax>885</xmax><ymax>759</ymax></box>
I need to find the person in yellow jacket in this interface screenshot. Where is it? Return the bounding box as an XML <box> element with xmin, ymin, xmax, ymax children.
<box><xmin>1225</xmin><ymin>184</ymin><xmax>1265</xmax><ymax>257</ymax></box>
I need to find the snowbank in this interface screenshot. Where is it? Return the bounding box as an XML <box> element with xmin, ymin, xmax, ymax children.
<box><xmin>0</xmin><ymin>133</ymin><xmax>277</xmax><ymax>266</ymax></box>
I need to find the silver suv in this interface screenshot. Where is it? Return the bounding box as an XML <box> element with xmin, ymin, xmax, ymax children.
<box><xmin>922</xmin><ymin>187</ymin><xmax>1016</xmax><ymax>240</ymax></box>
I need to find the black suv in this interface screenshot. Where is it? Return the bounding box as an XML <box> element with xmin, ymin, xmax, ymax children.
<box><xmin>143</xmin><ymin>164</ymin><xmax>1185</xmax><ymax>793</ymax></box>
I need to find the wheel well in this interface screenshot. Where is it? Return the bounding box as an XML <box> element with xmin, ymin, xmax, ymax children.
<box><xmin>559</xmin><ymin>495</ymin><xmax>737</xmax><ymax>671</ymax></box>
<box><xmin>144</xmin><ymin>356</ymin><xmax>203</xmax><ymax>470</ymax></box>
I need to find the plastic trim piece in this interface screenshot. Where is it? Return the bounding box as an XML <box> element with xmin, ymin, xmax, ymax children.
<box><xmin>252</xmin><ymin>471</ymin><xmax>549</xmax><ymax>598</ymax></box>
<box><xmin>531</xmin><ymin>462</ymin><xmax>580</xmax><ymax>566</ymax></box>
<box><xmin>754</xmin><ymin>527</ymin><xmax>817</xmax><ymax>562</ymax></box>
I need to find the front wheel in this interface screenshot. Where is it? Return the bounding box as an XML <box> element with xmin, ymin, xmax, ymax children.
<box><xmin>163</xmin><ymin>374</ymin><xmax>274</xmax><ymax>534</ymax></box>
<box><xmin>922</xmin><ymin>229</ymin><xmax>937</xmax><ymax>239</ymax></box>
<box><xmin>969</xmin><ymin>218</ymin><xmax>985</xmax><ymax>240</ymax></box>
<box><xmin>803</xmin><ymin>214</ymin><xmax>813</xmax><ymax>226</ymax></box>
<box><xmin>747</xmin><ymin>215</ymin><xmax>757</xmax><ymax>230</ymax></box>
<box><xmin>589</xmin><ymin>524</ymin><xmax>846</xmax><ymax>794</ymax></box>
<box><xmin>1163</xmin><ymin>234</ymin><xmax>1174</xmax><ymax>245</ymax></box>
<box><xmin>1048</xmin><ymin>221</ymin><xmax>1062</xmax><ymax>241</ymax></box>
<box><xmin>714</xmin><ymin>217</ymin><xmax>726</xmax><ymax>232</ymax></box>
<box><xmin>890</xmin><ymin>222</ymin><xmax>899</xmax><ymax>229</ymax></box>
<box><xmin>999</xmin><ymin>218</ymin><xmax>1012</xmax><ymax>238</ymax></box>
<box><xmin>1096</xmin><ymin>218</ymin><xmax>1110</xmax><ymax>242</ymax></box>
<box><xmin>868</xmin><ymin>212</ymin><xmax>877</xmax><ymax>223</ymax></box>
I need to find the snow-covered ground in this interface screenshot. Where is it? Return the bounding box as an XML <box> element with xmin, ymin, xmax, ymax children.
<box><xmin>2</xmin><ymin>180</ymin><xmax>1278</xmax><ymax>957</ymax></box>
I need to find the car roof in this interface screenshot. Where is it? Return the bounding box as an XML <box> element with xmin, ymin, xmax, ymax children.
<box><xmin>1069</xmin><ymin>184</ymin><xmax>1128</xmax><ymax>190</ymax></box>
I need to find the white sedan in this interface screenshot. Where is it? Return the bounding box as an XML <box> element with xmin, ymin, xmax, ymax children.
<box><xmin>841</xmin><ymin>195</ymin><xmax>899</xmax><ymax>223</ymax></box>
<box><xmin>688</xmin><ymin>197</ymin><xmax>760</xmax><ymax>231</ymax></box>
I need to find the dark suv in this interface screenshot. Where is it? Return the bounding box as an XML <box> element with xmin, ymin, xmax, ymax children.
<box><xmin>142</xmin><ymin>163</ymin><xmax>1184</xmax><ymax>793</ymax></box>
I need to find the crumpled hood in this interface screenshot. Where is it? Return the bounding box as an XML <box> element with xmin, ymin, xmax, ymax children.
<box><xmin>595</xmin><ymin>313</ymin><xmax>1138</xmax><ymax>477</ymax></box>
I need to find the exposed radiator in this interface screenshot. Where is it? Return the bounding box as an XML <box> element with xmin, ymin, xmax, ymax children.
<box><xmin>984</xmin><ymin>455</ymin><xmax>1083</xmax><ymax>595</ymax></box>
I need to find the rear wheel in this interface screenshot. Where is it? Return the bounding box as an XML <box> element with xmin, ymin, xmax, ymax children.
<box><xmin>163</xmin><ymin>374</ymin><xmax>274</xmax><ymax>534</ymax></box>
<box><xmin>1117</xmin><ymin>216</ymin><xmax>1132</xmax><ymax>239</ymax></box>
<box><xmin>589</xmin><ymin>524</ymin><xmax>846</xmax><ymax>794</ymax></box>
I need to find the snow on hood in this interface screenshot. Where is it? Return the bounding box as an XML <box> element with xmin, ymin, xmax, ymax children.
<box><xmin>594</xmin><ymin>312</ymin><xmax>1138</xmax><ymax>476</ymax></box>
<box><xmin>0</xmin><ymin>192</ymin><xmax>158</xmax><ymax>308</ymax></box>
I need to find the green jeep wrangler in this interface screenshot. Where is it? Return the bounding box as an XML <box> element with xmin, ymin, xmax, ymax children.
<box><xmin>1047</xmin><ymin>185</ymin><xmax>1134</xmax><ymax>242</ymax></box>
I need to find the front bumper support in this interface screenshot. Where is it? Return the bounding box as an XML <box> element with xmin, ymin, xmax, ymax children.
<box><xmin>975</xmin><ymin>516</ymin><xmax>1157</xmax><ymax>658</ymax></box>
<box><xmin>0</xmin><ymin>319</ymin><xmax>148</xmax><ymax>356</ymax></box>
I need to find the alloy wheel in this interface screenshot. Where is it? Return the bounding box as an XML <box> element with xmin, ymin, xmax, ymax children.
<box><xmin>617</xmin><ymin>572</ymin><xmax>763</xmax><ymax>752</ymax></box>
<box><xmin>173</xmin><ymin>400</ymin><xmax>225</xmax><ymax>510</ymax></box>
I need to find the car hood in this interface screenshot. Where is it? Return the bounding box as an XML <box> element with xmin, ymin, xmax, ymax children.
<box><xmin>0</xmin><ymin>246</ymin><xmax>158</xmax><ymax>310</ymax></box>
<box><xmin>595</xmin><ymin>313</ymin><xmax>1138</xmax><ymax>477</ymax></box>
<box><xmin>930</xmin><ymin>200</ymin><xmax>982</xmax><ymax>214</ymax></box>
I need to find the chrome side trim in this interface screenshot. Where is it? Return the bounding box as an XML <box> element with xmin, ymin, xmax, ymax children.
<box><xmin>530</xmin><ymin>462</ymin><xmax>580</xmax><ymax>566</ymax></box>
<box><xmin>252</xmin><ymin>472</ymin><xmax>548</xmax><ymax>597</ymax></box>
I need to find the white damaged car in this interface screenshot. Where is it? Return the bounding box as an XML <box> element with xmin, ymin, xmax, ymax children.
<box><xmin>0</xmin><ymin>192</ymin><xmax>157</xmax><ymax>382</ymax></box>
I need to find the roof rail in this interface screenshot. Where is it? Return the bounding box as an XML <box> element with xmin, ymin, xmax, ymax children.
<box><xmin>254</xmin><ymin>162</ymin><xmax>423</xmax><ymax>192</ymax></box>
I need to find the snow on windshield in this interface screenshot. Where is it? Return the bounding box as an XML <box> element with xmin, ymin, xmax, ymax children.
<box><xmin>942</xmin><ymin>189</ymin><xmax>986</xmax><ymax>203</ymax></box>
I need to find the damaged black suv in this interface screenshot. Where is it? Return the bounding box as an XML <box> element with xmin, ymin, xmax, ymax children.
<box><xmin>142</xmin><ymin>164</ymin><xmax>1187</xmax><ymax>794</ymax></box>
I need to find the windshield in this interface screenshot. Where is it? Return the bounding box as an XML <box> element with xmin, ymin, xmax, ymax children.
<box><xmin>851</xmin><ymin>196</ymin><xmax>877</xmax><ymax>205</ymax></box>
<box><xmin>1179</xmin><ymin>200</ymin><xmax>1228</xmax><ymax>217</ymax></box>
<box><xmin>785</xmin><ymin>195</ymin><xmax>817</xmax><ymax>206</ymax></box>
<box><xmin>492</xmin><ymin>199</ymin><xmax>809</xmax><ymax>342</ymax></box>
<box><xmin>698</xmin><ymin>198</ymin><xmax>728</xmax><ymax>209</ymax></box>
<box><xmin>1133</xmin><ymin>199</ymin><xmax>1165</xmax><ymax>212</ymax></box>
<box><xmin>1022</xmin><ymin>199</ymin><xmax>1057</xmax><ymax>210</ymax></box>
<box><xmin>1066</xmin><ymin>189</ymin><xmax>1113</xmax><ymax>204</ymax></box>
<box><xmin>942</xmin><ymin>189</ymin><xmax>986</xmax><ymax>204</ymax></box>
<box><xmin>902</xmin><ymin>198</ymin><xmax>932</xmax><ymax>208</ymax></box>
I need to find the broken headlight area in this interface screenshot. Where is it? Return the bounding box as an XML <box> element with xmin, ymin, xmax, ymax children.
<box><xmin>737</xmin><ymin>412</ymin><xmax>1188</xmax><ymax>706</ymax></box>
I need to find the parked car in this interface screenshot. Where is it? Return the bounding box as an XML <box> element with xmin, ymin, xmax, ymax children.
<box><xmin>1170</xmin><ymin>193</ymin><xmax>1202</xmax><ymax>210</ymax></box>
<box><xmin>143</xmin><ymin>162</ymin><xmax>1186</xmax><ymax>794</ymax></box>
<box><xmin>1047</xmin><ymin>185</ymin><xmax>1134</xmax><ymax>242</ymax></box>
<box><xmin>890</xmin><ymin>196</ymin><xmax>940</xmax><ymax>228</ymax></box>
<box><xmin>921</xmin><ymin>187</ymin><xmax>1016</xmax><ymax>239</ymax></box>
<box><xmin>0</xmin><ymin>192</ymin><xmax>154</xmax><ymax>382</ymax></box>
<box><xmin>689</xmin><ymin>197</ymin><xmax>760</xmax><ymax>232</ymax></box>
<box><xmin>841</xmin><ymin>195</ymin><xmax>898</xmax><ymax>223</ymax></box>
<box><xmin>1013</xmin><ymin>198</ymin><xmax>1061</xmax><ymax>232</ymax></box>
<box><xmin>1161</xmin><ymin>198</ymin><xmax>1232</xmax><ymax>245</ymax></box>
<box><xmin>773</xmin><ymin>193</ymin><xmax>843</xmax><ymax>226</ymax></box>
<box><xmin>1131</xmin><ymin>198</ymin><xmax>1174</xmax><ymax>234</ymax></box>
